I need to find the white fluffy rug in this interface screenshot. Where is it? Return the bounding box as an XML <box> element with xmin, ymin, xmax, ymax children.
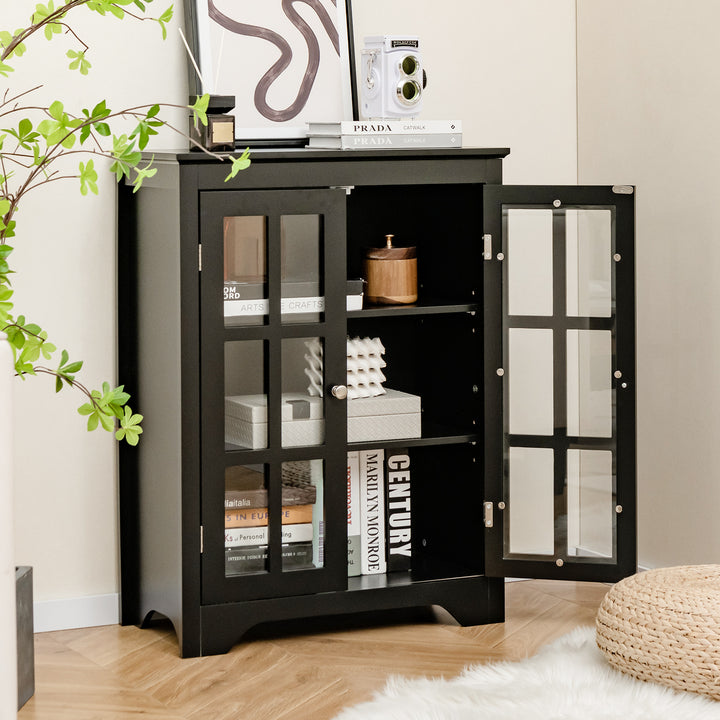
<box><xmin>333</xmin><ymin>626</ymin><xmax>720</xmax><ymax>719</ymax></box>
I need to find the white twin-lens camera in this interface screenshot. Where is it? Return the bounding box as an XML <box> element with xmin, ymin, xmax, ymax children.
<box><xmin>360</xmin><ymin>36</ymin><xmax>427</xmax><ymax>119</ymax></box>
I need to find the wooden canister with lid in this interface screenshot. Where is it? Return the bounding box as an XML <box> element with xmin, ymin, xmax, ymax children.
<box><xmin>363</xmin><ymin>234</ymin><xmax>418</xmax><ymax>305</ymax></box>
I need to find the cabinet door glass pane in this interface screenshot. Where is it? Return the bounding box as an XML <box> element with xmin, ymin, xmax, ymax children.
<box><xmin>506</xmin><ymin>209</ymin><xmax>553</xmax><ymax>317</ymax></box>
<box><xmin>566</xmin><ymin>450</ymin><xmax>614</xmax><ymax>559</ymax></box>
<box><xmin>281</xmin><ymin>215</ymin><xmax>324</xmax><ymax>324</ymax></box>
<box><xmin>223</xmin><ymin>216</ymin><xmax>267</xmax><ymax>327</ymax></box>
<box><xmin>567</xmin><ymin>330</ymin><xmax>612</xmax><ymax>438</ymax></box>
<box><xmin>507</xmin><ymin>447</ymin><xmax>554</xmax><ymax>556</ymax></box>
<box><xmin>225</xmin><ymin>340</ymin><xmax>267</xmax><ymax>450</ymax></box>
<box><xmin>281</xmin><ymin>337</ymin><xmax>325</xmax><ymax>448</ymax></box>
<box><xmin>508</xmin><ymin>328</ymin><xmax>554</xmax><ymax>436</ymax></box>
<box><xmin>225</xmin><ymin>464</ymin><xmax>270</xmax><ymax>576</ymax></box>
<box><xmin>281</xmin><ymin>459</ymin><xmax>325</xmax><ymax>571</ymax></box>
<box><xmin>566</xmin><ymin>209</ymin><xmax>612</xmax><ymax>318</ymax></box>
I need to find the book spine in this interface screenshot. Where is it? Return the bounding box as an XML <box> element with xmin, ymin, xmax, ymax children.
<box><xmin>225</xmin><ymin>485</ymin><xmax>317</xmax><ymax>509</ymax></box>
<box><xmin>223</xmin><ymin>296</ymin><xmax>325</xmax><ymax>318</ymax></box>
<box><xmin>225</xmin><ymin>541</ymin><xmax>314</xmax><ymax>574</ymax></box>
<box><xmin>308</xmin><ymin>120</ymin><xmax>462</xmax><ymax>135</ymax></box>
<box><xmin>310</xmin><ymin>460</ymin><xmax>324</xmax><ymax>567</ymax></box>
<box><xmin>225</xmin><ymin>504</ymin><xmax>314</xmax><ymax>528</ymax></box>
<box><xmin>385</xmin><ymin>449</ymin><xmax>412</xmax><ymax>572</ymax></box>
<box><xmin>224</xmin><ymin>523</ymin><xmax>313</xmax><ymax>547</ymax></box>
<box><xmin>345</xmin><ymin>134</ymin><xmax>461</xmax><ymax>149</ymax></box>
<box><xmin>347</xmin><ymin>451</ymin><xmax>361</xmax><ymax>577</ymax></box>
<box><xmin>360</xmin><ymin>449</ymin><xmax>386</xmax><ymax>574</ymax></box>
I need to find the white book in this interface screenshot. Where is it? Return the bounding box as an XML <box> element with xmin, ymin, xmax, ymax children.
<box><xmin>360</xmin><ymin>449</ymin><xmax>386</xmax><ymax>574</ymax></box>
<box><xmin>224</xmin><ymin>523</ymin><xmax>314</xmax><ymax>547</ymax></box>
<box><xmin>309</xmin><ymin>459</ymin><xmax>324</xmax><ymax>567</ymax></box>
<box><xmin>307</xmin><ymin>120</ymin><xmax>462</xmax><ymax>135</ymax></box>
<box><xmin>224</xmin><ymin>294</ymin><xmax>362</xmax><ymax>317</ymax></box>
<box><xmin>347</xmin><ymin>451</ymin><xmax>361</xmax><ymax>577</ymax></box>
<box><xmin>308</xmin><ymin>133</ymin><xmax>462</xmax><ymax>150</ymax></box>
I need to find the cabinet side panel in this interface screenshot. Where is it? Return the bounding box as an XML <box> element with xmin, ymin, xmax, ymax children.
<box><xmin>121</xmin><ymin>166</ymin><xmax>184</xmax><ymax>637</ymax></box>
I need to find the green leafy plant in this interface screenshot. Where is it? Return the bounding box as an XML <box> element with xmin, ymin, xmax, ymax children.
<box><xmin>0</xmin><ymin>0</ymin><xmax>251</xmax><ymax>445</ymax></box>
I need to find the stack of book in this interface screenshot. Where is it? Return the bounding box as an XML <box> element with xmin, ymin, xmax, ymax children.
<box><xmin>347</xmin><ymin>448</ymin><xmax>412</xmax><ymax>577</ymax></box>
<box><xmin>307</xmin><ymin>120</ymin><xmax>462</xmax><ymax>150</ymax></box>
<box><xmin>224</xmin><ymin>463</ymin><xmax>318</xmax><ymax>575</ymax></box>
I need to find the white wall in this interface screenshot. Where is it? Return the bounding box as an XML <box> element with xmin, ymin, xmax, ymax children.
<box><xmin>350</xmin><ymin>1</ymin><xmax>578</xmax><ymax>183</ymax></box>
<box><xmin>576</xmin><ymin>1</ymin><xmax>720</xmax><ymax>568</ymax></box>
<box><xmin>8</xmin><ymin>1</ymin><xmax>188</xmax><ymax>625</ymax></box>
<box><xmin>9</xmin><ymin>0</ymin><xmax>577</xmax><ymax>628</ymax></box>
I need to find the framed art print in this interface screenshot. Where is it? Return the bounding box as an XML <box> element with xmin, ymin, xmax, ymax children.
<box><xmin>183</xmin><ymin>0</ymin><xmax>357</xmax><ymax>144</ymax></box>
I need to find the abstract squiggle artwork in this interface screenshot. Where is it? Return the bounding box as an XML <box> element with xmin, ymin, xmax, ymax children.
<box><xmin>189</xmin><ymin>0</ymin><xmax>354</xmax><ymax>140</ymax></box>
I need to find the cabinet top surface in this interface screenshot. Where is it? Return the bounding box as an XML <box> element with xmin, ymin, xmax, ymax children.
<box><xmin>157</xmin><ymin>147</ymin><xmax>510</xmax><ymax>164</ymax></box>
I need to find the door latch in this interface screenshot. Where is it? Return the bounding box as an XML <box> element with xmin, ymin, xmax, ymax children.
<box><xmin>482</xmin><ymin>234</ymin><xmax>493</xmax><ymax>260</ymax></box>
<box><xmin>483</xmin><ymin>501</ymin><xmax>494</xmax><ymax>528</ymax></box>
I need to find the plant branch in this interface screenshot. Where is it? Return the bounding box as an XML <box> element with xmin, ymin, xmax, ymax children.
<box><xmin>31</xmin><ymin>366</ymin><xmax>101</xmax><ymax>411</ymax></box>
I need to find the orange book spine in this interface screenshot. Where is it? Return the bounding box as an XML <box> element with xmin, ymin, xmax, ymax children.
<box><xmin>224</xmin><ymin>504</ymin><xmax>314</xmax><ymax>528</ymax></box>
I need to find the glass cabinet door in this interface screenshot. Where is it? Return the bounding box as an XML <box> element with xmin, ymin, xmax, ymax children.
<box><xmin>199</xmin><ymin>189</ymin><xmax>348</xmax><ymax>603</ymax></box>
<box><xmin>483</xmin><ymin>186</ymin><xmax>636</xmax><ymax>582</ymax></box>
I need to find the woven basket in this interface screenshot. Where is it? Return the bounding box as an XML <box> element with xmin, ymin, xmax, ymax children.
<box><xmin>596</xmin><ymin>565</ymin><xmax>720</xmax><ymax>699</ymax></box>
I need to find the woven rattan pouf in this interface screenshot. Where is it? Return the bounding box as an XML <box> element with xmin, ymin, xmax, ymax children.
<box><xmin>596</xmin><ymin>565</ymin><xmax>720</xmax><ymax>699</ymax></box>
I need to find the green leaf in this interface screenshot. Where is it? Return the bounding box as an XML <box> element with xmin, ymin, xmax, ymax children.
<box><xmin>48</xmin><ymin>100</ymin><xmax>64</xmax><ymax>120</ymax></box>
<box><xmin>115</xmin><ymin>405</ymin><xmax>143</xmax><ymax>445</ymax></box>
<box><xmin>78</xmin><ymin>402</ymin><xmax>94</xmax><ymax>416</ymax></box>
<box><xmin>190</xmin><ymin>93</ymin><xmax>209</xmax><ymax>128</ymax></box>
<box><xmin>91</xmin><ymin>100</ymin><xmax>110</xmax><ymax>119</ymax></box>
<box><xmin>67</xmin><ymin>49</ymin><xmax>91</xmax><ymax>75</ymax></box>
<box><xmin>224</xmin><ymin>148</ymin><xmax>251</xmax><ymax>181</ymax></box>
<box><xmin>79</xmin><ymin>159</ymin><xmax>98</xmax><ymax>196</ymax></box>
<box><xmin>131</xmin><ymin>163</ymin><xmax>157</xmax><ymax>192</ymax></box>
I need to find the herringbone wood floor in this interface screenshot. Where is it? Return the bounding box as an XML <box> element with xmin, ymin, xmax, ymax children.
<box><xmin>17</xmin><ymin>579</ymin><xmax>609</xmax><ymax>720</ymax></box>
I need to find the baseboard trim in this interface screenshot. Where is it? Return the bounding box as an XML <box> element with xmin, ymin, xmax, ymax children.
<box><xmin>33</xmin><ymin>593</ymin><xmax>120</xmax><ymax>633</ymax></box>
<box><xmin>32</xmin><ymin>566</ymin><xmax>653</xmax><ymax>633</ymax></box>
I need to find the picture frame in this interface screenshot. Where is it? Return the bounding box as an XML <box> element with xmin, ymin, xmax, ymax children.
<box><xmin>183</xmin><ymin>0</ymin><xmax>358</xmax><ymax>146</ymax></box>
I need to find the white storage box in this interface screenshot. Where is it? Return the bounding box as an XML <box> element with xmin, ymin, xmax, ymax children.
<box><xmin>347</xmin><ymin>388</ymin><xmax>421</xmax><ymax>442</ymax></box>
<box><xmin>225</xmin><ymin>393</ymin><xmax>324</xmax><ymax>448</ymax></box>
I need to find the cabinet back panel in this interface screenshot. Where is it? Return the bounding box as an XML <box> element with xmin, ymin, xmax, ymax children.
<box><xmin>410</xmin><ymin>444</ymin><xmax>484</xmax><ymax>579</ymax></box>
<box><xmin>346</xmin><ymin>185</ymin><xmax>483</xmax><ymax>305</ymax></box>
<box><xmin>347</xmin><ymin>315</ymin><xmax>482</xmax><ymax>438</ymax></box>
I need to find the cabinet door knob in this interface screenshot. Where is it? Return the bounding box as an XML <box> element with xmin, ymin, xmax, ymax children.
<box><xmin>331</xmin><ymin>384</ymin><xmax>348</xmax><ymax>400</ymax></box>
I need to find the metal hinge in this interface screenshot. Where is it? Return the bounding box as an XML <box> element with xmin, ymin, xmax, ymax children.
<box><xmin>612</xmin><ymin>185</ymin><xmax>634</xmax><ymax>195</ymax></box>
<box><xmin>200</xmin><ymin>525</ymin><xmax>204</xmax><ymax>554</ymax></box>
<box><xmin>198</xmin><ymin>244</ymin><xmax>202</xmax><ymax>272</ymax></box>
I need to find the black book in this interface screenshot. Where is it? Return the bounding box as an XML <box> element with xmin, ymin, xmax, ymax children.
<box><xmin>225</xmin><ymin>541</ymin><xmax>314</xmax><ymax>575</ymax></box>
<box><xmin>385</xmin><ymin>448</ymin><xmax>412</xmax><ymax>572</ymax></box>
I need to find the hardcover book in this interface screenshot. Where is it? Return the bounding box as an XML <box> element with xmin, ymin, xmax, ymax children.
<box><xmin>225</xmin><ymin>504</ymin><xmax>314</xmax><ymax>528</ymax></box>
<box><xmin>225</xmin><ymin>541</ymin><xmax>314</xmax><ymax>575</ymax></box>
<box><xmin>307</xmin><ymin>120</ymin><xmax>462</xmax><ymax>135</ymax></box>
<box><xmin>224</xmin><ymin>523</ymin><xmax>314</xmax><ymax>547</ymax></box>
<box><xmin>225</xmin><ymin>463</ymin><xmax>317</xmax><ymax>509</ymax></box>
<box><xmin>360</xmin><ymin>449</ymin><xmax>386</xmax><ymax>574</ymax></box>
<box><xmin>347</xmin><ymin>451</ymin><xmax>361</xmax><ymax>577</ymax></box>
<box><xmin>385</xmin><ymin>448</ymin><xmax>412</xmax><ymax>572</ymax></box>
<box><xmin>307</xmin><ymin>133</ymin><xmax>461</xmax><ymax>150</ymax></box>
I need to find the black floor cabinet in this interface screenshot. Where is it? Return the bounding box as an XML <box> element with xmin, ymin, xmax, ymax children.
<box><xmin>118</xmin><ymin>148</ymin><xmax>636</xmax><ymax>657</ymax></box>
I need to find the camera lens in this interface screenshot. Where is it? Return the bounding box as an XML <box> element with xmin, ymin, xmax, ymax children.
<box><xmin>396</xmin><ymin>80</ymin><xmax>421</xmax><ymax>105</ymax></box>
<box><xmin>400</xmin><ymin>55</ymin><xmax>419</xmax><ymax>76</ymax></box>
